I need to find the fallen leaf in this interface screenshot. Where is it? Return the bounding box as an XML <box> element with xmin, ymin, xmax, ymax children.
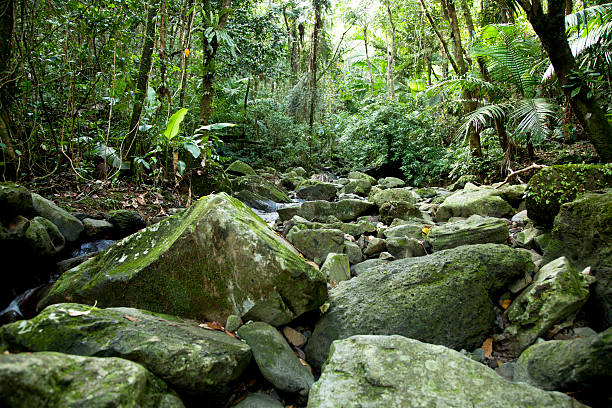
<box><xmin>199</xmin><ymin>321</ymin><xmax>224</xmax><ymax>331</ymax></box>
<box><xmin>307</xmin><ymin>261</ymin><xmax>319</xmax><ymax>270</ymax></box>
<box><xmin>299</xmin><ymin>358</ymin><xmax>307</xmax><ymax>366</ymax></box>
<box><xmin>67</xmin><ymin>301</ymin><xmax>97</xmax><ymax>316</ymax></box>
<box><xmin>482</xmin><ymin>337</ymin><xmax>493</xmax><ymax>358</ymax></box>
<box><xmin>124</xmin><ymin>315</ymin><xmax>139</xmax><ymax>322</ymax></box>
<box><xmin>501</xmin><ymin>299</ymin><xmax>512</xmax><ymax>309</ymax></box>
<box><xmin>319</xmin><ymin>302</ymin><xmax>330</xmax><ymax>314</ymax></box>
<box><xmin>2</xmin><ymin>350</ymin><xmax>9</xmax><ymax>355</ymax></box>
<box><xmin>224</xmin><ymin>331</ymin><xmax>237</xmax><ymax>338</ymax></box>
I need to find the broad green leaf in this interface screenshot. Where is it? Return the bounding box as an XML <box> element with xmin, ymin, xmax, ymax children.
<box><xmin>177</xmin><ymin>160</ymin><xmax>186</xmax><ymax>175</ymax></box>
<box><xmin>183</xmin><ymin>140</ymin><xmax>201</xmax><ymax>158</ymax></box>
<box><xmin>163</xmin><ymin>108</ymin><xmax>189</xmax><ymax>141</ymax></box>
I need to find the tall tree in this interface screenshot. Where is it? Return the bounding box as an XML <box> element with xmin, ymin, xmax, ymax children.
<box><xmin>308</xmin><ymin>0</ymin><xmax>323</xmax><ymax>134</ymax></box>
<box><xmin>509</xmin><ymin>0</ymin><xmax>612</xmax><ymax>161</ymax></box>
<box><xmin>124</xmin><ymin>0</ymin><xmax>159</xmax><ymax>162</ymax></box>
<box><xmin>384</xmin><ymin>0</ymin><xmax>396</xmax><ymax>99</ymax></box>
<box><xmin>0</xmin><ymin>0</ymin><xmax>18</xmax><ymax>170</ymax></box>
<box><xmin>199</xmin><ymin>0</ymin><xmax>232</xmax><ymax>125</ymax></box>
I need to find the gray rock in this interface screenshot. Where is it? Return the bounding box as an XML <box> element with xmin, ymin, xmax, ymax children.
<box><xmin>340</xmin><ymin>179</ymin><xmax>372</xmax><ymax>197</ymax></box>
<box><xmin>308</xmin><ymin>335</ymin><xmax>585</xmax><ymax>408</ymax></box>
<box><xmin>499</xmin><ymin>257</ymin><xmax>590</xmax><ymax>353</ymax></box>
<box><xmin>235</xmin><ymin>393</ymin><xmax>284</xmax><ymax>408</ymax></box>
<box><xmin>428</xmin><ymin>215</ymin><xmax>509</xmax><ymax>252</ymax></box>
<box><xmin>436</xmin><ymin>188</ymin><xmax>514</xmax><ymax>222</ymax></box>
<box><xmin>321</xmin><ymin>253</ymin><xmax>350</xmax><ymax>284</ymax></box>
<box><xmin>107</xmin><ymin>209</ymin><xmax>146</xmax><ymax>237</ymax></box>
<box><xmin>82</xmin><ymin>217</ymin><xmax>115</xmax><ymax>238</ymax></box>
<box><xmin>363</xmin><ymin>237</ymin><xmax>386</xmax><ymax>257</ymax></box>
<box><xmin>0</xmin><ymin>182</ymin><xmax>34</xmax><ymax>221</ymax></box>
<box><xmin>296</xmin><ymin>181</ymin><xmax>338</xmax><ymax>201</ymax></box>
<box><xmin>287</xmin><ymin>227</ymin><xmax>345</xmax><ymax>264</ymax></box>
<box><xmin>379</xmin><ymin>251</ymin><xmax>394</xmax><ymax>260</ymax></box>
<box><xmin>376</xmin><ymin>177</ymin><xmax>405</xmax><ymax>189</ymax></box>
<box><xmin>235</xmin><ymin>190</ymin><xmax>277</xmax><ymax>212</ymax></box>
<box><xmin>511</xmin><ymin>210</ymin><xmax>529</xmax><ymax>223</ymax></box>
<box><xmin>499</xmin><ymin>184</ymin><xmax>527</xmax><ymax>207</ymax></box>
<box><xmin>290</xmin><ymin>215</ymin><xmax>376</xmax><ymax>237</ymax></box>
<box><xmin>386</xmin><ymin>236</ymin><xmax>425</xmax><ymax>259</ymax></box>
<box><xmin>237</xmin><ymin>322</ymin><xmax>314</xmax><ymax>399</ymax></box>
<box><xmin>343</xmin><ymin>241</ymin><xmax>363</xmax><ymax>265</ymax></box>
<box><xmin>297</xmin><ymin>200</ymin><xmax>375</xmax><ymax>223</ymax></box>
<box><xmin>379</xmin><ymin>201</ymin><xmax>422</xmax><ymax>225</ymax></box>
<box><xmin>305</xmin><ymin>244</ymin><xmax>534</xmax><ymax>369</ymax></box>
<box><xmin>24</xmin><ymin>216</ymin><xmax>65</xmax><ymax>257</ymax></box>
<box><xmin>226</xmin><ymin>314</ymin><xmax>243</xmax><ymax>333</ymax></box>
<box><xmin>350</xmin><ymin>259</ymin><xmax>389</xmax><ymax>276</ymax></box>
<box><xmin>449</xmin><ymin>174</ymin><xmax>480</xmax><ymax>191</ymax></box>
<box><xmin>0</xmin><ymin>303</ymin><xmax>252</xmax><ymax>397</ymax></box>
<box><xmin>0</xmin><ymin>351</ymin><xmax>184</xmax><ymax>408</ymax></box>
<box><xmin>233</xmin><ymin>175</ymin><xmax>291</xmax><ymax>203</ymax></box>
<box><xmin>383</xmin><ymin>222</ymin><xmax>425</xmax><ymax>239</ymax></box>
<box><xmin>368</xmin><ymin>187</ymin><xmax>419</xmax><ymax>208</ymax></box>
<box><xmin>31</xmin><ymin>193</ymin><xmax>83</xmax><ymax>242</ymax></box>
<box><xmin>347</xmin><ymin>171</ymin><xmax>376</xmax><ymax>185</ymax></box>
<box><xmin>40</xmin><ymin>194</ymin><xmax>326</xmax><ymax>326</ymax></box>
<box><xmin>514</xmin><ymin>226</ymin><xmax>542</xmax><ymax>249</ymax></box>
<box><xmin>226</xmin><ymin>160</ymin><xmax>257</xmax><ymax>176</ymax></box>
<box><xmin>514</xmin><ymin>328</ymin><xmax>612</xmax><ymax>406</ymax></box>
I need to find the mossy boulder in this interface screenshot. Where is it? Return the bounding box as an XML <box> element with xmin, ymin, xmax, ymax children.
<box><xmin>237</xmin><ymin>322</ymin><xmax>314</xmax><ymax>401</ymax></box>
<box><xmin>233</xmin><ymin>175</ymin><xmax>290</xmax><ymax>203</ymax></box>
<box><xmin>514</xmin><ymin>327</ymin><xmax>612</xmax><ymax>407</ymax></box>
<box><xmin>107</xmin><ymin>209</ymin><xmax>147</xmax><ymax>237</ymax></box>
<box><xmin>378</xmin><ymin>201</ymin><xmax>421</xmax><ymax>225</ymax></box>
<box><xmin>39</xmin><ymin>193</ymin><xmax>327</xmax><ymax>326</ymax></box>
<box><xmin>347</xmin><ymin>171</ymin><xmax>376</xmax><ymax>185</ymax></box>
<box><xmin>0</xmin><ymin>303</ymin><xmax>252</xmax><ymax>399</ymax></box>
<box><xmin>385</xmin><ymin>236</ymin><xmax>425</xmax><ymax>259</ymax></box>
<box><xmin>436</xmin><ymin>188</ymin><xmax>514</xmax><ymax>222</ymax></box>
<box><xmin>499</xmin><ymin>184</ymin><xmax>527</xmax><ymax>208</ymax></box>
<box><xmin>428</xmin><ymin>215</ymin><xmax>509</xmax><ymax>252</ymax></box>
<box><xmin>293</xmin><ymin>200</ymin><xmax>375</xmax><ymax>223</ymax></box>
<box><xmin>525</xmin><ymin>164</ymin><xmax>612</xmax><ymax>226</ymax></box>
<box><xmin>296</xmin><ymin>180</ymin><xmax>338</xmax><ymax>201</ymax></box>
<box><xmin>449</xmin><ymin>174</ymin><xmax>480</xmax><ymax>191</ymax></box>
<box><xmin>321</xmin><ymin>253</ymin><xmax>350</xmax><ymax>284</ymax></box>
<box><xmin>290</xmin><ymin>216</ymin><xmax>376</xmax><ymax>237</ymax></box>
<box><xmin>235</xmin><ymin>190</ymin><xmax>277</xmax><ymax>212</ymax></box>
<box><xmin>0</xmin><ymin>351</ymin><xmax>184</xmax><ymax>408</ymax></box>
<box><xmin>287</xmin><ymin>227</ymin><xmax>345</xmax><ymax>264</ymax></box>
<box><xmin>368</xmin><ymin>187</ymin><xmax>419</xmax><ymax>208</ymax></box>
<box><xmin>235</xmin><ymin>393</ymin><xmax>284</xmax><ymax>408</ymax></box>
<box><xmin>542</xmin><ymin>191</ymin><xmax>612</xmax><ymax>329</ymax></box>
<box><xmin>340</xmin><ymin>178</ymin><xmax>372</xmax><ymax>197</ymax></box>
<box><xmin>0</xmin><ymin>182</ymin><xmax>34</xmax><ymax>221</ymax></box>
<box><xmin>32</xmin><ymin>193</ymin><xmax>83</xmax><ymax>242</ymax></box>
<box><xmin>376</xmin><ymin>177</ymin><xmax>405</xmax><ymax>189</ymax></box>
<box><xmin>226</xmin><ymin>160</ymin><xmax>257</xmax><ymax>176</ymax></box>
<box><xmin>308</xmin><ymin>335</ymin><xmax>586</xmax><ymax>408</ymax></box>
<box><xmin>24</xmin><ymin>216</ymin><xmax>65</xmax><ymax>257</ymax></box>
<box><xmin>190</xmin><ymin>161</ymin><xmax>233</xmax><ymax>197</ymax></box>
<box><xmin>305</xmin><ymin>244</ymin><xmax>534</xmax><ymax>369</ymax></box>
<box><xmin>383</xmin><ymin>221</ymin><xmax>426</xmax><ymax>239</ymax></box>
<box><xmin>500</xmin><ymin>257</ymin><xmax>590</xmax><ymax>353</ymax></box>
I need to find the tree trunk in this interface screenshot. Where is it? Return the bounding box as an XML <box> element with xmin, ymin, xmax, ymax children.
<box><xmin>364</xmin><ymin>25</ymin><xmax>374</xmax><ymax>96</ymax></box>
<box><xmin>418</xmin><ymin>0</ymin><xmax>460</xmax><ymax>74</ymax></box>
<box><xmin>520</xmin><ymin>0</ymin><xmax>612</xmax><ymax>162</ymax></box>
<box><xmin>0</xmin><ymin>0</ymin><xmax>17</xmax><ymax>168</ymax></box>
<box><xmin>308</xmin><ymin>0</ymin><xmax>322</xmax><ymax>135</ymax></box>
<box><xmin>179</xmin><ymin>0</ymin><xmax>194</xmax><ymax>108</ymax></box>
<box><xmin>459</xmin><ymin>0</ymin><xmax>476</xmax><ymax>42</ymax></box>
<box><xmin>125</xmin><ymin>0</ymin><xmax>158</xmax><ymax>161</ymax></box>
<box><xmin>199</xmin><ymin>0</ymin><xmax>232</xmax><ymax>126</ymax></box>
<box><xmin>384</xmin><ymin>0</ymin><xmax>396</xmax><ymax>99</ymax></box>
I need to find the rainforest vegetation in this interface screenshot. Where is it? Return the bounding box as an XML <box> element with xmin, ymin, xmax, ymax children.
<box><xmin>0</xmin><ymin>0</ymin><xmax>611</xmax><ymax>188</ymax></box>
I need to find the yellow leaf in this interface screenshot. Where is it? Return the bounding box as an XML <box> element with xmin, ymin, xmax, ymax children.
<box><xmin>184</xmin><ymin>48</ymin><xmax>190</xmax><ymax>58</ymax></box>
<box><xmin>482</xmin><ymin>337</ymin><xmax>493</xmax><ymax>358</ymax></box>
<box><xmin>501</xmin><ymin>299</ymin><xmax>512</xmax><ymax>309</ymax></box>
<box><xmin>422</xmin><ymin>226</ymin><xmax>430</xmax><ymax>235</ymax></box>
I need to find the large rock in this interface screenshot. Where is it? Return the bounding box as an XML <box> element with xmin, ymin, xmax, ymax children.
<box><xmin>368</xmin><ymin>187</ymin><xmax>419</xmax><ymax>208</ymax></box>
<box><xmin>543</xmin><ymin>191</ymin><xmax>612</xmax><ymax>329</ymax></box>
<box><xmin>449</xmin><ymin>174</ymin><xmax>480</xmax><ymax>191</ymax></box>
<box><xmin>526</xmin><ymin>164</ymin><xmax>612</xmax><ymax>226</ymax></box>
<box><xmin>320</xmin><ymin>253</ymin><xmax>350</xmax><ymax>284</ymax></box>
<box><xmin>500</xmin><ymin>257</ymin><xmax>590</xmax><ymax>353</ymax></box>
<box><xmin>308</xmin><ymin>335</ymin><xmax>586</xmax><ymax>408</ymax></box>
<box><xmin>0</xmin><ymin>182</ymin><xmax>34</xmax><ymax>221</ymax></box>
<box><xmin>290</xmin><ymin>216</ymin><xmax>376</xmax><ymax>237</ymax></box>
<box><xmin>24</xmin><ymin>216</ymin><xmax>65</xmax><ymax>257</ymax></box>
<box><xmin>39</xmin><ymin>193</ymin><xmax>326</xmax><ymax>326</ymax></box>
<box><xmin>237</xmin><ymin>322</ymin><xmax>314</xmax><ymax>400</ymax></box>
<box><xmin>347</xmin><ymin>171</ymin><xmax>376</xmax><ymax>185</ymax></box>
<box><xmin>514</xmin><ymin>328</ymin><xmax>612</xmax><ymax>406</ymax></box>
<box><xmin>296</xmin><ymin>180</ymin><xmax>338</xmax><ymax>201</ymax></box>
<box><xmin>287</xmin><ymin>227</ymin><xmax>345</xmax><ymax>264</ymax></box>
<box><xmin>305</xmin><ymin>244</ymin><xmax>533</xmax><ymax>368</ymax></box>
<box><xmin>226</xmin><ymin>160</ymin><xmax>257</xmax><ymax>176</ymax></box>
<box><xmin>383</xmin><ymin>221</ymin><xmax>426</xmax><ymax>239</ymax></box>
<box><xmin>436</xmin><ymin>187</ymin><xmax>513</xmax><ymax>221</ymax></box>
<box><xmin>0</xmin><ymin>303</ymin><xmax>252</xmax><ymax>398</ymax></box>
<box><xmin>293</xmin><ymin>200</ymin><xmax>375</xmax><ymax>223</ymax></box>
<box><xmin>0</xmin><ymin>351</ymin><xmax>184</xmax><ymax>408</ymax></box>
<box><xmin>31</xmin><ymin>193</ymin><xmax>83</xmax><ymax>242</ymax></box>
<box><xmin>428</xmin><ymin>215</ymin><xmax>509</xmax><ymax>252</ymax></box>
<box><xmin>233</xmin><ymin>175</ymin><xmax>291</xmax><ymax>203</ymax></box>
<box><xmin>190</xmin><ymin>161</ymin><xmax>233</xmax><ymax>197</ymax></box>
<box><xmin>107</xmin><ymin>209</ymin><xmax>147</xmax><ymax>237</ymax></box>
<box><xmin>235</xmin><ymin>190</ymin><xmax>277</xmax><ymax>212</ymax></box>
<box><xmin>376</xmin><ymin>177</ymin><xmax>405</xmax><ymax>189</ymax></box>
<box><xmin>340</xmin><ymin>179</ymin><xmax>372</xmax><ymax>197</ymax></box>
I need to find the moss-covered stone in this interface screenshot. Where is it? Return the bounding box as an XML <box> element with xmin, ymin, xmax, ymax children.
<box><xmin>501</xmin><ymin>257</ymin><xmax>590</xmax><ymax>353</ymax></box>
<box><xmin>237</xmin><ymin>322</ymin><xmax>314</xmax><ymax>400</ymax></box>
<box><xmin>514</xmin><ymin>327</ymin><xmax>612</xmax><ymax>406</ymax></box>
<box><xmin>449</xmin><ymin>174</ymin><xmax>480</xmax><ymax>191</ymax></box>
<box><xmin>499</xmin><ymin>184</ymin><xmax>527</xmax><ymax>208</ymax></box>
<box><xmin>0</xmin><ymin>351</ymin><xmax>184</xmax><ymax>408</ymax></box>
<box><xmin>0</xmin><ymin>182</ymin><xmax>34</xmax><ymax>222</ymax></box>
<box><xmin>343</xmin><ymin>241</ymin><xmax>363</xmax><ymax>264</ymax></box>
<box><xmin>190</xmin><ymin>161</ymin><xmax>233</xmax><ymax>197</ymax></box>
<box><xmin>340</xmin><ymin>179</ymin><xmax>372</xmax><ymax>197</ymax></box>
<box><xmin>107</xmin><ymin>209</ymin><xmax>147</xmax><ymax>237</ymax></box>
<box><xmin>368</xmin><ymin>187</ymin><xmax>419</xmax><ymax>208</ymax></box>
<box><xmin>385</xmin><ymin>236</ymin><xmax>425</xmax><ymax>259</ymax></box>
<box><xmin>31</xmin><ymin>193</ymin><xmax>84</xmax><ymax>242</ymax></box>
<box><xmin>383</xmin><ymin>222</ymin><xmax>426</xmax><ymax>239</ymax></box>
<box><xmin>376</xmin><ymin>177</ymin><xmax>405</xmax><ymax>189</ymax></box>
<box><xmin>308</xmin><ymin>335</ymin><xmax>586</xmax><ymax>408</ymax></box>
<box><xmin>378</xmin><ymin>201</ymin><xmax>421</xmax><ymax>225</ymax></box>
<box><xmin>226</xmin><ymin>160</ymin><xmax>257</xmax><ymax>176</ymax></box>
<box><xmin>293</xmin><ymin>200</ymin><xmax>375</xmax><ymax>223</ymax></box>
<box><xmin>39</xmin><ymin>193</ymin><xmax>327</xmax><ymax>326</ymax></box>
<box><xmin>290</xmin><ymin>216</ymin><xmax>376</xmax><ymax>237</ymax></box>
<box><xmin>235</xmin><ymin>393</ymin><xmax>284</xmax><ymax>408</ymax></box>
<box><xmin>347</xmin><ymin>171</ymin><xmax>376</xmax><ymax>185</ymax></box>
<box><xmin>321</xmin><ymin>253</ymin><xmax>350</xmax><ymax>283</ymax></box>
<box><xmin>0</xmin><ymin>303</ymin><xmax>251</xmax><ymax>398</ymax></box>
<box><xmin>305</xmin><ymin>244</ymin><xmax>534</xmax><ymax>369</ymax></box>
<box><xmin>235</xmin><ymin>190</ymin><xmax>277</xmax><ymax>212</ymax></box>
<box><xmin>525</xmin><ymin>164</ymin><xmax>612</xmax><ymax>226</ymax></box>
<box><xmin>296</xmin><ymin>180</ymin><xmax>338</xmax><ymax>201</ymax></box>
<box><xmin>436</xmin><ymin>188</ymin><xmax>513</xmax><ymax>222</ymax></box>
<box><xmin>233</xmin><ymin>175</ymin><xmax>290</xmax><ymax>203</ymax></box>
<box><xmin>287</xmin><ymin>227</ymin><xmax>345</xmax><ymax>264</ymax></box>
<box><xmin>542</xmin><ymin>191</ymin><xmax>612</xmax><ymax>329</ymax></box>
<box><xmin>428</xmin><ymin>215</ymin><xmax>509</xmax><ymax>252</ymax></box>
<box><xmin>24</xmin><ymin>216</ymin><xmax>65</xmax><ymax>257</ymax></box>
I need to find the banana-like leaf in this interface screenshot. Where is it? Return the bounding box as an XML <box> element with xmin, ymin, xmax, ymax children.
<box><xmin>163</xmin><ymin>108</ymin><xmax>189</xmax><ymax>141</ymax></box>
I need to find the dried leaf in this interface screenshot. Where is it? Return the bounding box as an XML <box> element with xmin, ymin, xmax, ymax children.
<box><xmin>67</xmin><ymin>309</ymin><xmax>91</xmax><ymax>317</ymax></box>
<box><xmin>307</xmin><ymin>261</ymin><xmax>319</xmax><ymax>270</ymax></box>
<box><xmin>299</xmin><ymin>358</ymin><xmax>308</xmax><ymax>366</ymax></box>
<box><xmin>319</xmin><ymin>302</ymin><xmax>330</xmax><ymax>314</ymax></box>
<box><xmin>501</xmin><ymin>299</ymin><xmax>512</xmax><ymax>310</ymax></box>
<box><xmin>199</xmin><ymin>321</ymin><xmax>224</xmax><ymax>331</ymax></box>
<box><xmin>224</xmin><ymin>331</ymin><xmax>237</xmax><ymax>338</ymax></box>
<box><xmin>482</xmin><ymin>337</ymin><xmax>493</xmax><ymax>358</ymax></box>
<box><xmin>124</xmin><ymin>315</ymin><xmax>139</xmax><ymax>322</ymax></box>
<box><xmin>2</xmin><ymin>350</ymin><xmax>9</xmax><ymax>355</ymax></box>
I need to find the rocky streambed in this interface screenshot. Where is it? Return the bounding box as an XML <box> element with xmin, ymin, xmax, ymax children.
<box><xmin>1</xmin><ymin>161</ymin><xmax>611</xmax><ymax>407</ymax></box>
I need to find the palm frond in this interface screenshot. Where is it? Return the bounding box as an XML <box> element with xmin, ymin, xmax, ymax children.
<box><xmin>458</xmin><ymin>103</ymin><xmax>510</xmax><ymax>141</ymax></box>
<box><xmin>511</xmin><ymin>98</ymin><xmax>559</xmax><ymax>143</ymax></box>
